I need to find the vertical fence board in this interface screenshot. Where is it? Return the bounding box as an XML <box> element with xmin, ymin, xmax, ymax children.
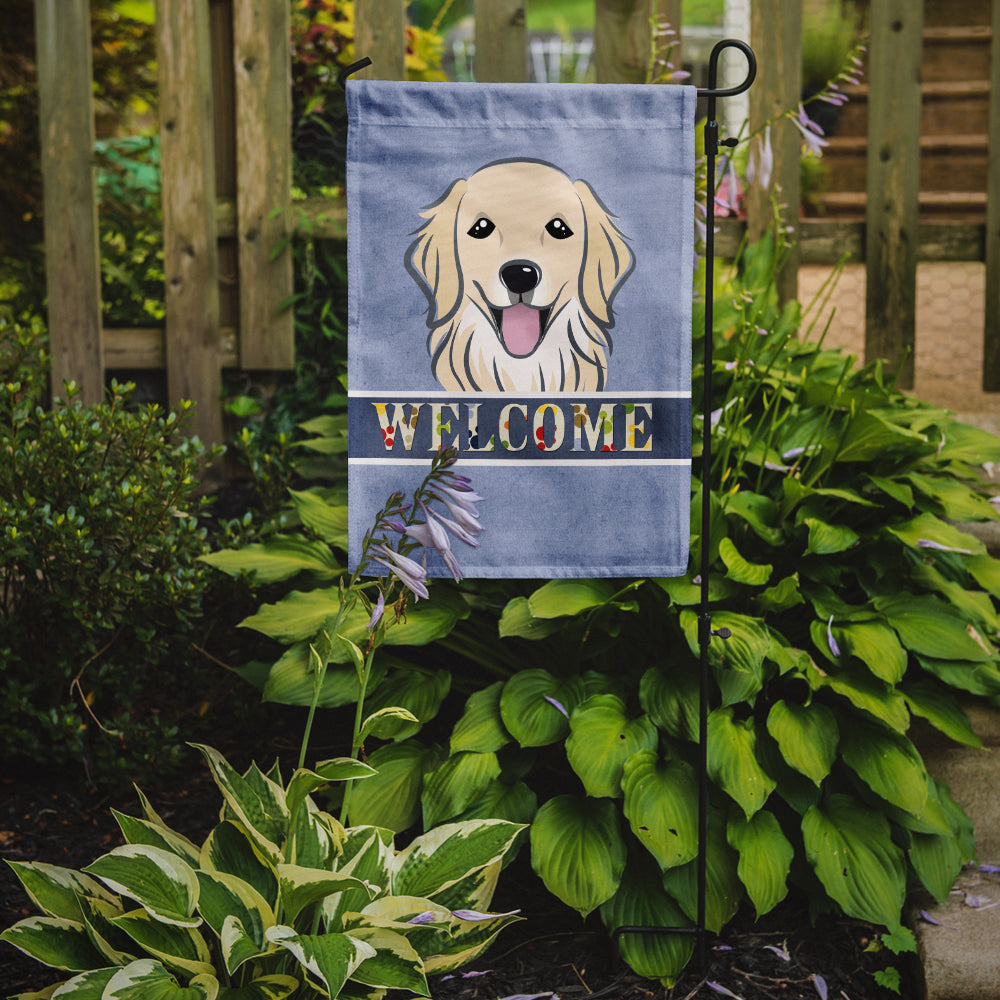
<box><xmin>354</xmin><ymin>0</ymin><xmax>406</xmax><ymax>80</ymax></box>
<box><xmin>747</xmin><ymin>0</ymin><xmax>801</xmax><ymax>304</ymax></box>
<box><xmin>474</xmin><ymin>0</ymin><xmax>527</xmax><ymax>82</ymax></box>
<box><xmin>595</xmin><ymin>0</ymin><xmax>652</xmax><ymax>84</ymax></box>
<box><xmin>865</xmin><ymin>0</ymin><xmax>923</xmax><ymax>389</ymax></box>
<box><xmin>983</xmin><ymin>0</ymin><xmax>1000</xmax><ymax>389</ymax></box>
<box><xmin>34</xmin><ymin>0</ymin><xmax>103</xmax><ymax>405</ymax></box>
<box><xmin>233</xmin><ymin>0</ymin><xmax>294</xmax><ymax>369</ymax></box>
<box><xmin>157</xmin><ymin>0</ymin><xmax>222</xmax><ymax>445</ymax></box>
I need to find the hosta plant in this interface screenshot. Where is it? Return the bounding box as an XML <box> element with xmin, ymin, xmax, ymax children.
<box><xmin>1</xmin><ymin>743</ymin><xmax>523</xmax><ymax>999</ymax></box>
<box><xmin>339</xmin><ymin>235</ymin><xmax>1000</xmax><ymax>984</ymax></box>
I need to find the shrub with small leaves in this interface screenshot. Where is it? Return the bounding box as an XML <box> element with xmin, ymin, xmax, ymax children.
<box><xmin>0</xmin><ymin>317</ymin><xmax>220</xmax><ymax>782</ymax></box>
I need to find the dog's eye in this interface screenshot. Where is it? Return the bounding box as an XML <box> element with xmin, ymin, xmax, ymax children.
<box><xmin>467</xmin><ymin>218</ymin><xmax>495</xmax><ymax>239</ymax></box>
<box><xmin>545</xmin><ymin>218</ymin><xmax>574</xmax><ymax>239</ymax></box>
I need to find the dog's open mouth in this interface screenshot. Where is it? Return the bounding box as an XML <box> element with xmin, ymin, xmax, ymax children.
<box><xmin>490</xmin><ymin>303</ymin><xmax>552</xmax><ymax>357</ymax></box>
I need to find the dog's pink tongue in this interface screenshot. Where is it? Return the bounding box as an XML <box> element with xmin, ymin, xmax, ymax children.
<box><xmin>502</xmin><ymin>303</ymin><xmax>541</xmax><ymax>356</ymax></box>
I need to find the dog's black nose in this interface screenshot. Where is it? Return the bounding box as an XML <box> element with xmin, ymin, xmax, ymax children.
<box><xmin>500</xmin><ymin>261</ymin><xmax>540</xmax><ymax>294</ymax></box>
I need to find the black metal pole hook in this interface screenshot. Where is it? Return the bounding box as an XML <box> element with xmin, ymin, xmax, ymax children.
<box><xmin>338</xmin><ymin>57</ymin><xmax>373</xmax><ymax>90</ymax></box>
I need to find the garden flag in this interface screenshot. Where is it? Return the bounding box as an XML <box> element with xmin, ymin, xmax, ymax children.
<box><xmin>346</xmin><ymin>80</ymin><xmax>696</xmax><ymax>578</ymax></box>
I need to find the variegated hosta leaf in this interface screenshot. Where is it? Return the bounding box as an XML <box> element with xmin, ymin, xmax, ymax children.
<box><xmin>83</xmin><ymin>846</ymin><xmax>200</xmax><ymax>928</ymax></box>
<box><xmin>77</xmin><ymin>894</ymin><xmax>136</xmax><ymax>966</ymax></box>
<box><xmin>276</xmin><ymin>864</ymin><xmax>375</xmax><ymax>925</ymax></box>
<box><xmin>529</xmin><ymin>795</ymin><xmax>626</xmax><ymax>917</ymax></box>
<box><xmin>661</xmin><ymin>810</ymin><xmax>742</xmax><ymax>934</ymax></box>
<box><xmin>621</xmin><ymin>751</ymin><xmax>699</xmax><ymax>871</ymax></box>
<box><xmin>391</xmin><ymin>820</ymin><xmax>524</xmax><ymax>901</ymax></box>
<box><xmin>706</xmin><ymin>707</ymin><xmax>776</xmax><ymax>818</ymax></box>
<box><xmin>195</xmin><ymin>871</ymin><xmax>274</xmax><ymax>974</ymax></box>
<box><xmin>4</xmin><ymin>861</ymin><xmax>118</xmax><ymax>922</ymax></box>
<box><xmin>214</xmin><ymin>975</ymin><xmax>299</xmax><ymax>1000</ymax></box>
<box><xmin>727</xmin><ymin>810</ymin><xmax>793</xmax><ymax>917</ymax></box>
<box><xmin>102</xmin><ymin>958</ymin><xmax>218</xmax><ymax>999</ymax></box>
<box><xmin>191</xmin><ymin>745</ymin><xmax>287</xmax><ymax>863</ymax></box>
<box><xmin>112</xmin><ymin>811</ymin><xmax>202</xmax><ymax>868</ymax></box>
<box><xmin>46</xmin><ymin>966</ymin><xmax>118</xmax><ymax>997</ymax></box>
<box><xmin>421</xmin><ymin>860</ymin><xmax>501</xmax><ymax>917</ymax></box>
<box><xmin>420</xmin><ymin>751</ymin><xmax>501</xmax><ymax>829</ymax></box>
<box><xmin>110</xmin><ymin>908</ymin><xmax>214</xmax><ymax>978</ymax></box>
<box><xmin>450</xmin><ymin>681</ymin><xmax>511</xmax><ymax>754</ymax></box>
<box><xmin>288</xmin><ymin>802</ymin><xmax>344</xmax><ymax>870</ymax></box>
<box><xmin>345</xmin><ymin>926</ymin><xmax>429</xmax><ymax>995</ymax></box>
<box><xmin>265</xmin><ymin>926</ymin><xmax>375</xmax><ymax>998</ymax></box>
<box><xmin>599</xmin><ymin>854</ymin><xmax>694</xmax><ymax>987</ymax></box>
<box><xmin>499</xmin><ymin>669</ymin><xmax>585</xmax><ymax>747</ymax></box>
<box><xmin>285</xmin><ymin>760</ymin><xmax>375</xmax><ymax>824</ymax></box>
<box><xmin>0</xmin><ymin>916</ymin><xmax>107</xmax><ymax>971</ymax></box>
<box><xmin>422</xmin><ymin>907</ymin><xmax>522</xmax><ymax>975</ymax></box>
<box><xmin>765</xmin><ymin>700</ymin><xmax>838</xmax><ymax>786</ymax></box>
<box><xmin>200</xmin><ymin>822</ymin><xmax>278</xmax><ymax>910</ymax></box>
<box><xmin>802</xmin><ymin>793</ymin><xmax>906</xmax><ymax>926</ymax></box>
<box><xmin>322</xmin><ymin>829</ymin><xmax>393</xmax><ymax>931</ymax></box>
<box><xmin>565</xmin><ymin>695</ymin><xmax>658</xmax><ymax>799</ymax></box>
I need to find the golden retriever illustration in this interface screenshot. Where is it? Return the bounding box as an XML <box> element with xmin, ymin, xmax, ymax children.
<box><xmin>405</xmin><ymin>159</ymin><xmax>635</xmax><ymax>392</ymax></box>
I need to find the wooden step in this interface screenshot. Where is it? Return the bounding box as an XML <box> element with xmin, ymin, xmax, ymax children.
<box><xmin>813</xmin><ymin>190</ymin><xmax>987</xmax><ymax>222</ymax></box>
<box><xmin>922</xmin><ymin>25</ymin><xmax>992</xmax><ymax>83</ymax></box>
<box><xmin>831</xmin><ymin>80</ymin><xmax>991</xmax><ymax>138</ymax></box>
<box><xmin>822</xmin><ymin>134</ymin><xmax>989</xmax><ymax>193</ymax></box>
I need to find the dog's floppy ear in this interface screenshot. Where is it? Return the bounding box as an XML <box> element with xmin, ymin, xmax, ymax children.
<box><xmin>574</xmin><ymin>179</ymin><xmax>635</xmax><ymax>327</ymax></box>
<box><xmin>405</xmin><ymin>178</ymin><xmax>468</xmax><ymax>325</ymax></box>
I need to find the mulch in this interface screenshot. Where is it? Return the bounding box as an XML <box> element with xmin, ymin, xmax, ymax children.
<box><xmin>1</xmin><ymin>741</ymin><xmax>913</xmax><ymax>1000</ymax></box>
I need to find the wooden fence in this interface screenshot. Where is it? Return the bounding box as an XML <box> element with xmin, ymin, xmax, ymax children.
<box><xmin>33</xmin><ymin>0</ymin><xmax>1000</xmax><ymax>445</ymax></box>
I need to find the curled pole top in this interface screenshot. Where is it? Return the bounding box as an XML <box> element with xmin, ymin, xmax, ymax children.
<box><xmin>697</xmin><ymin>39</ymin><xmax>756</xmax><ymax>99</ymax></box>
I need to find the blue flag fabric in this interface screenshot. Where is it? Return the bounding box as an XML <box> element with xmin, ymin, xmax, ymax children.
<box><xmin>347</xmin><ymin>80</ymin><xmax>696</xmax><ymax>578</ymax></box>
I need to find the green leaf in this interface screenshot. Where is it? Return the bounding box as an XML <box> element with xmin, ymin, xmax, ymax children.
<box><xmin>724</xmin><ymin>490</ymin><xmax>784</xmax><ymax>545</ymax></box>
<box><xmin>103</xmin><ymin>959</ymin><xmax>218</xmax><ymax>1000</ymax></box>
<box><xmin>497</xmin><ymin>597</ymin><xmax>564</xmax><ymax>639</ymax></box>
<box><xmin>360</xmin><ymin>706</ymin><xmax>421</xmax><ymax>742</ymax></box>
<box><xmin>639</xmin><ymin>664</ymin><xmax>699</xmax><ymax>742</ymax></box>
<box><xmin>621</xmin><ymin>751</ymin><xmax>699</xmax><ymax>871</ymax></box>
<box><xmin>966</xmin><ymin>553</ymin><xmax>1000</xmax><ymax>597</ymax></box>
<box><xmin>566</xmin><ymin>695</ymin><xmax>658</xmax><ymax>798</ymax></box>
<box><xmin>260</xmin><ymin>643</ymin><xmax>385</xmax><ymax>709</ymax></box>
<box><xmin>886</xmin><ymin>512</ymin><xmax>985</xmax><ymax>556</ymax></box>
<box><xmin>835</xmin><ymin>621</ymin><xmax>908</xmax><ymax>684</ymax></box>
<box><xmin>216</xmin><ymin>976</ymin><xmax>299</xmax><ymax>1000</ymax></box>
<box><xmin>599</xmin><ymin>853</ymin><xmax>694</xmax><ymax>987</ymax></box>
<box><xmin>200</xmin><ymin>535</ymin><xmax>341</xmax><ymax>584</ymax></box>
<box><xmin>909</xmin><ymin>826</ymin><xmax>965</xmax><ymax>905</ymax></box>
<box><xmin>835</xmin><ymin>410</ymin><xmax>927</xmax><ymax>463</ymax></box>
<box><xmin>362</xmin><ymin>666</ymin><xmax>451</xmax><ymax>740</ymax></box>
<box><xmin>346</xmin><ymin>926</ymin><xmax>429</xmax><ymax>994</ymax></box>
<box><xmin>421</xmin><ymin>751</ymin><xmax>502</xmax><ymax>828</ymax></box>
<box><xmin>265</xmin><ymin>926</ymin><xmax>374</xmax><ymax>997</ymax></box>
<box><xmin>347</xmin><ymin>740</ymin><xmax>441</xmax><ymax>832</ymax></box>
<box><xmin>765</xmin><ymin>700</ymin><xmax>838</xmax><ymax>786</ymax></box>
<box><xmin>727</xmin><ymin>811</ymin><xmax>793</xmax><ymax>917</ymax></box>
<box><xmin>916</xmin><ymin>655</ymin><xmax>1000</xmax><ymax>697</ymax></box>
<box><xmin>809</xmin><ymin>661</ymin><xmax>910</xmax><ymax>732</ymax></box>
<box><xmin>680</xmin><ymin>610</ymin><xmax>770</xmax><ymax>706</ymax></box>
<box><xmin>707</xmin><ymin>707</ymin><xmax>776</xmax><ymax>818</ymax></box>
<box><xmin>4</xmin><ymin>862</ymin><xmax>118</xmax><ymax>923</ymax></box>
<box><xmin>906</xmin><ymin>472</ymin><xmax>999</xmax><ymax>521</ymax></box>
<box><xmin>450</xmin><ymin>682</ymin><xmax>511</xmax><ymax>754</ymax></box>
<box><xmin>392</xmin><ymin>819</ymin><xmax>524</xmax><ymax>900</ymax></box>
<box><xmin>866</xmin><ymin>474</ymin><xmax>914</xmax><ymax>509</ymax></box>
<box><xmin>530</xmin><ymin>795</ymin><xmax>626</xmax><ymax>917</ymax></box>
<box><xmin>901</xmin><ymin>680</ymin><xmax>982</xmax><ymax>748</ymax></box>
<box><xmin>755</xmin><ymin>573</ymin><xmax>804</xmax><ymax>614</ymax></box>
<box><xmin>803</xmin><ymin>517</ymin><xmax>859</xmax><ymax>555</ymax></box>
<box><xmin>526</xmin><ymin>579</ymin><xmax>616</xmax><ymax>618</ymax></box>
<box><xmin>83</xmin><ymin>846</ymin><xmax>200</xmax><ymax>928</ymax></box>
<box><xmin>660</xmin><ymin>810</ymin><xmax>741</xmax><ymax>933</ymax></box>
<box><xmin>839</xmin><ymin>718</ymin><xmax>929</xmax><ymax>816</ymax></box>
<box><xmin>499</xmin><ymin>670</ymin><xmax>584</xmax><ymax>747</ymax></box>
<box><xmin>285</xmin><ymin>759</ymin><xmax>376</xmax><ymax>822</ymax></box>
<box><xmin>0</xmin><ymin>916</ymin><xmax>107</xmax><ymax>972</ymax></box>
<box><xmin>452</xmin><ymin>779</ymin><xmax>538</xmax><ymax>827</ymax></box>
<box><xmin>718</xmin><ymin>537</ymin><xmax>772</xmax><ymax>585</ymax></box>
<box><xmin>874</xmin><ymin>594</ymin><xmax>995</xmax><ymax>662</ymax></box>
<box><xmin>288</xmin><ymin>488</ymin><xmax>349</xmax><ymax>547</ymax></box>
<box><xmin>802</xmin><ymin>793</ymin><xmax>906</xmax><ymax>926</ymax></box>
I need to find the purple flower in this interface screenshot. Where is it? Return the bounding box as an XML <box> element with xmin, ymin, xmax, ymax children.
<box><xmin>791</xmin><ymin>104</ymin><xmax>829</xmax><ymax>156</ymax></box>
<box><xmin>407</xmin><ymin>911</ymin><xmax>438</xmax><ymax>925</ymax></box>
<box><xmin>812</xmin><ymin>974</ymin><xmax>828</xmax><ymax>1000</ymax></box>
<box><xmin>544</xmin><ymin>695</ymin><xmax>569</xmax><ymax>718</ymax></box>
<box><xmin>370</xmin><ymin>544</ymin><xmax>429</xmax><ymax>600</ymax></box>
<box><xmin>917</xmin><ymin>538</ymin><xmax>973</xmax><ymax>554</ymax></box>
<box><xmin>763</xmin><ymin>944</ymin><xmax>790</xmax><ymax>961</ymax></box>
<box><xmin>706</xmin><ymin>983</ymin><xmax>742</xmax><ymax>999</ymax></box>
<box><xmin>827</xmin><ymin>616</ymin><xmax>841</xmax><ymax>658</ymax></box>
<box><xmin>367</xmin><ymin>591</ymin><xmax>385</xmax><ymax>631</ymax></box>
<box><xmin>429</xmin><ymin>506</ymin><xmax>480</xmax><ymax>547</ymax></box>
<box><xmin>451</xmin><ymin>908</ymin><xmax>520</xmax><ymax>921</ymax></box>
<box><xmin>747</xmin><ymin>125</ymin><xmax>773</xmax><ymax>190</ymax></box>
<box><xmin>429</xmin><ymin>490</ymin><xmax>482</xmax><ymax>535</ymax></box>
